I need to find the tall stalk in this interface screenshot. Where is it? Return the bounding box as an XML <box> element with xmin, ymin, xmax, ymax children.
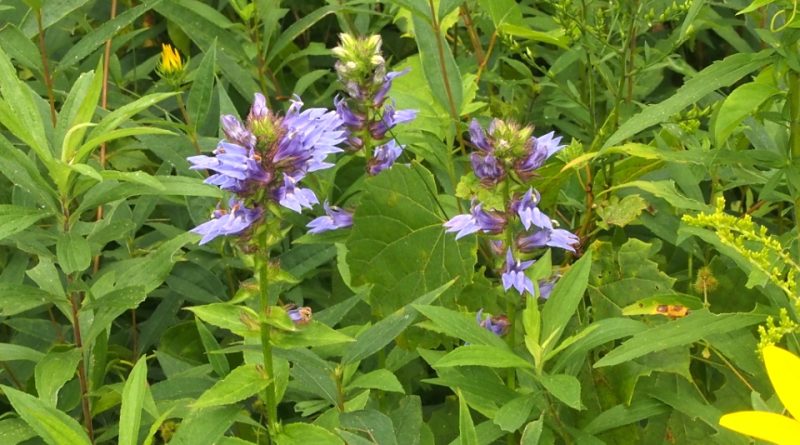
<box><xmin>258</xmin><ymin>231</ymin><xmax>278</xmax><ymax>439</ymax></box>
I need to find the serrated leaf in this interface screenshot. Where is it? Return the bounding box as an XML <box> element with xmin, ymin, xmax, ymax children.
<box><xmin>192</xmin><ymin>364</ymin><xmax>270</xmax><ymax>409</ymax></box>
<box><xmin>187</xmin><ymin>303</ymin><xmax>261</xmax><ymax>338</ymax></box>
<box><xmin>435</xmin><ymin>345</ymin><xmax>533</xmax><ymax>369</ymax></box>
<box><xmin>538</xmin><ymin>374</ymin><xmax>582</xmax><ymax>410</ymax></box>
<box><xmin>493</xmin><ymin>395</ymin><xmax>536</xmax><ymax>433</ymax></box>
<box><xmin>340</xmin><ymin>409</ymin><xmax>398</xmax><ymax>445</ymax></box>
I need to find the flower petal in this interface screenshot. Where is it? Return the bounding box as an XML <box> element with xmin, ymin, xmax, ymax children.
<box><xmin>720</xmin><ymin>411</ymin><xmax>800</xmax><ymax>445</ymax></box>
<box><xmin>764</xmin><ymin>345</ymin><xmax>800</xmax><ymax>421</ymax></box>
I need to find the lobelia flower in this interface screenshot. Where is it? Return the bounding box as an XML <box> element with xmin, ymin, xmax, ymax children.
<box><xmin>515</xmin><ymin>131</ymin><xmax>565</xmax><ymax>180</ymax></box>
<box><xmin>517</xmin><ymin>227</ymin><xmax>580</xmax><ymax>253</ymax></box>
<box><xmin>719</xmin><ymin>345</ymin><xmax>800</xmax><ymax>444</ymax></box>
<box><xmin>502</xmin><ymin>249</ymin><xmax>535</xmax><ymax>295</ymax></box>
<box><xmin>191</xmin><ymin>199</ymin><xmax>263</xmax><ymax>245</ymax></box>
<box><xmin>373</xmin><ymin>68</ymin><xmax>410</xmax><ymax>106</ymax></box>
<box><xmin>370</xmin><ymin>104</ymin><xmax>418</xmax><ymax>139</ymax></box>
<box><xmin>538</xmin><ymin>277</ymin><xmax>558</xmax><ymax>300</ymax></box>
<box><xmin>368</xmin><ymin>139</ymin><xmax>404</xmax><ymax>175</ymax></box>
<box><xmin>476</xmin><ymin>309</ymin><xmax>510</xmax><ymax>336</ymax></box>
<box><xmin>285</xmin><ymin>305</ymin><xmax>313</xmax><ymax>325</ymax></box>
<box><xmin>444</xmin><ymin>202</ymin><xmax>507</xmax><ymax>240</ymax></box>
<box><xmin>307</xmin><ymin>201</ymin><xmax>354</xmax><ymax>233</ymax></box>
<box><xmin>188</xmin><ymin>93</ymin><xmax>346</xmax><ymax>244</ymax></box>
<box><xmin>512</xmin><ymin>188</ymin><xmax>552</xmax><ymax>231</ymax></box>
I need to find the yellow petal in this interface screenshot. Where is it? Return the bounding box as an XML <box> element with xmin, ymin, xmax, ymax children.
<box><xmin>764</xmin><ymin>345</ymin><xmax>800</xmax><ymax>421</ymax></box>
<box><xmin>720</xmin><ymin>411</ymin><xmax>800</xmax><ymax>445</ymax></box>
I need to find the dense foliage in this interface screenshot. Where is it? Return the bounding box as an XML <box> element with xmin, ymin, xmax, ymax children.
<box><xmin>1</xmin><ymin>0</ymin><xmax>800</xmax><ymax>444</ymax></box>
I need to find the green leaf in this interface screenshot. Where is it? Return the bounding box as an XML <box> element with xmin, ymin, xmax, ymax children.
<box><xmin>435</xmin><ymin>345</ymin><xmax>534</xmax><ymax>369</ymax></box>
<box><xmin>493</xmin><ymin>395</ymin><xmax>536</xmax><ymax>433</ymax></box>
<box><xmin>346</xmin><ymin>164</ymin><xmax>474</xmax><ymax>315</ymax></box>
<box><xmin>341</xmin><ymin>280</ymin><xmax>454</xmax><ymax>364</ymax></box>
<box><xmin>0</xmin><ymin>139</ymin><xmax>59</xmax><ymax>211</ymax></box>
<box><xmin>154</xmin><ymin>0</ymin><xmax>246</xmax><ymax>60</ymax></box>
<box><xmin>520</xmin><ymin>417</ymin><xmax>544</xmax><ymax>445</ymax></box>
<box><xmin>594</xmin><ymin>310</ymin><xmax>764</xmax><ymax>367</ymax></box>
<box><xmin>413</xmin><ymin>305</ymin><xmax>508</xmax><ymax>349</ymax></box>
<box><xmin>477</xmin><ymin>0</ymin><xmax>524</xmax><ymax>27</ymax></box>
<box><xmin>538</xmin><ymin>374</ymin><xmax>582</xmax><ymax>410</ymax></box>
<box><xmin>1</xmin><ymin>385</ymin><xmax>91</xmax><ymax>445</ymax></box>
<box><xmin>276</xmin><ymin>423</ymin><xmax>343</xmax><ymax>445</ymax></box>
<box><xmin>348</xmin><ymin>369</ymin><xmax>405</xmax><ymax>394</ymax></box>
<box><xmin>0</xmin><ymin>343</ymin><xmax>45</xmax><ymax>362</ymax></box>
<box><xmin>0</xmin><ymin>418</ymin><xmax>36</xmax><ymax>445</ymax></box>
<box><xmin>20</xmin><ymin>0</ymin><xmax>92</xmax><ymax>37</ymax></box>
<box><xmin>498</xmin><ymin>24</ymin><xmax>568</xmax><ymax>48</ymax></box>
<box><xmin>411</xmin><ymin>5</ymin><xmax>463</xmax><ymax>114</ymax></box>
<box><xmin>168</xmin><ymin>405</ymin><xmax>240</xmax><ymax>445</ymax></box>
<box><xmin>582</xmin><ymin>398</ymin><xmax>668</xmax><ymax>435</ymax></box>
<box><xmin>265</xmin><ymin>5</ymin><xmax>340</xmax><ymax>64</ymax></box>
<box><xmin>458</xmin><ymin>391</ymin><xmax>479</xmax><ymax>445</ymax></box>
<box><xmin>56</xmin><ymin>233</ymin><xmax>91</xmax><ymax>275</ymax></box>
<box><xmin>34</xmin><ymin>348</ymin><xmax>81</xmax><ymax>407</ymax></box>
<box><xmin>340</xmin><ymin>409</ymin><xmax>398</xmax><ymax>445</ymax></box>
<box><xmin>195</xmin><ymin>319</ymin><xmax>230</xmax><ymax>377</ymax></box>
<box><xmin>608</xmin><ymin>180</ymin><xmax>708</xmax><ymax>211</ymax></box>
<box><xmin>187</xmin><ymin>303</ymin><xmax>261</xmax><ymax>338</ymax></box>
<box><xmin>119</xmin><ymin>357</ymin><xmax>149</xmax><ymax>445</ymax></box>
<box><xmin>84</xmin><ymin>286</ymin><xmax>147</xmax><ymax>347</ymax></box>
<box><xmin>714</xmin><ymin>81</ymin><xmax>781</xmax><ymax>146</ymax></box>
<box><xmin>187</xmin><ymin>41</ymin><xmax>216</xmax><ymax>130</ymax></box>
<box><xmin>540</xmin><ymin>250</ymin><xmax>592</xmax><ymax>352</ymax></box>
<box><xmin>270</xmin><ymin>320</ymin><xmax>354</xmax><ymax>348</ymax></box>
<box><xmin>596</xmin><ymin>194</ymin><xmax>648</xmax><ymax>229</ymax></box>
<box><xmin>192</xmin><ymin>364</ymin><xmax>270</xmax><ymax>409</ymax></box>
<box><xmin>603</xmin><ymin>50</ymin><xmax>774</xmax><ymax>147</ymax></box>
<box><xmin>0</xmin><ymin>205</ymin><xmax>52</xmax><ymax>241</ymax></box>
<box><xmin>55</xmin><ymin>67</ymin><xmax>102</xmax><ymax>161</ymax></box>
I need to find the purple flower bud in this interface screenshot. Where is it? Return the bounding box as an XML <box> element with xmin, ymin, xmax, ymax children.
<box><xmin>220</xmin><ymin>115</ymin><xmax>256</xmax><ymax>149</ymax></box>
<box><xmin>468</xmin><ymin>119</ymin><xmax>492</xmax><ymax>152</ymax></box>
<box><xmin>538</xmin><ymin>277</ymin><xmax>558</xmax><ymax>300</ymax></box>
<box><xmin>443</xmin><ymin>202</ymin><xmax>506</xmax><ymax>240</ymax></box>
<box><xmin>307</xmin><ymin>201</ymin><xmax>354</xmax><ymax>234</ymax></box>
<box><xmin>476</xmin><ymin>309</ymin><xmax>510</xmax><ymax>336</ymax></box>
<box><xmin>248</xmin><ymin>93</ymin><xmax>269</xmax><ymax>123</ymax></box>
<box><xmin>286</xmin><ymin>305</ymin><xmax>312</xmax><ymax>325</ymax></box>
<box><xmin>517</xmin><ymin>228</ymin><xmax>579</xmax><ymax>253</ymax></box>
<box><xmin>512</xmin><ymin>189</ymin><xmax>552</xmax><ymax>231</ymax></box>
<box><xmin>368</xmin><ymin>139</ymin><xmax>403</xmax><ymax>175</ymax></box>
<box><xmin>335</xmin><ymin>96</ymin><xmax>365</xmax><ymax>129</ymax></box>
<box><xmin>276</xmin><ymin>174</ymin><xmax>319</xmax><ymax>213</ymax></box>
<box><xmin>470</xmin><ymin>152</ymin><xmax>505</xmax><ymax>185</ymax></box>
<box><xmin>191</xmin><ymin>199</ymin><xmax>262</xmax><ymax>245</ymax></box>
<box><xmin>502</xmin><ymin>249</ymin><xmax>535</xmax><ymax>296</ymax></box>
<box><xmin>370</xmin><ymin>105</ymin><xmax>417</xmax><ymax>139</ymax></box>
<box><xmin>373</xmin><ymin>68</ymin><xmax>410</xmax><ymax>107</ymax></box>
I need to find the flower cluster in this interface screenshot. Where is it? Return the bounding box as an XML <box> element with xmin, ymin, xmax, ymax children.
<box><xmin>306</xmin><ymin>33</ymin><xmax>418</xmax><ymax>234</ymax></box>
<box><xmin>445</xmin><ymin>118</ymin><xmax>579</xmax><ymax>298</ymax></box>
<box><xmin>477</xmin><ymin>309</ymin><xmax>510</xmax><ymax>336</ymax></box>
<box><xmin>188</xmin><ymin>93</ymin><xmax>346</xmax><ymax>244</ymax></box>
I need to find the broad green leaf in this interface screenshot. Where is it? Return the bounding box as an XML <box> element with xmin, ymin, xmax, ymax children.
<box><xmin>714</xmin><ymin>81</ymin><xmax>781</xmax><ymax>146</ymax></box>
<box><xmin>1</xmin><ymin>385</ymin><xmax>91</xmax><ymax>445</ymax></box>
<box><xmin>187</xmin><ymin>303</ymin><xmax>261</xmax><ymax>338</ymax></box>
<box><xmin>270</xmin><ymin>320</ymin><xmax>354</xmax><ymax>348</ymax></box>
<box><xmin>119</xmin><ymin>357</ymin><xmax>149</xmax><ymax>445</ymax></box>
<box><xmin>458</xmin><ymin>391</ymin><xmax>479</xmax><ymax>445</ymax></box>
<box><xmin>594</xmin><ymin>310</ymin><xmax>764</xmax><ymax>367</ymax></box>
<box><xmin>0</xmin><ymin>26</ymin><xmax>42</xmax><ymax>74</ymax></box>
<box><xmin>192</xmin><ymin>364</ymin><xmax>270</xmax><ymax>409</ymax></box>
<box><xmin>608</xmin><ymin>180</ymin><xmax>708</xmax><ymax>211</ymax></box>
<box><xmin>413</xmin><ymin>304</ymin><xmax>508</xmax><ymax>349</ymax></box>
<box><xmin>153</xmin><ymin>0</ymin><xmax>246</xmax><ymax>61</ymax></box>
<box><xmin>477</xmin><ymin>0</ymin><xmax>524</xmax><ymax>27</ymax></box>
<box><xmin>596</xmin><ymin>194</ymin><xmax>648</xmax><ymax>229</ymax></box>
<box><xmin>168</xmin><ymin>405</ymin><xmax>240</xmax><ymax>445</ymax></box>
<box><xmin>340</xmin><ymin>409</ymin><xmax>398</xmax><ymax>445</ymax></box>
<box><xmin>0</xmin><ymin>139</ymin><xmax>59</xmax><ymax>212</ymax></box>
<box><xmin>187</xmin><ymin>41</ymin><xmax>216</xmax><ymax>130</ymax></box>
<box><xmin>75</xmin><ymin>176</ymin><xmax>222</xmax><ymax>215</ymax></box>
<box><xmin>20</xmin><ymin>0</ymin><xmax>92</xmax><ymax>37</ymax></box>
<box><xmin>411</xmin><ymin>5</ymin><xmax>463</xmax><ymax>114</ymax></box>
<box><xmin>0</xmin><ymin>418</ymin><xmax>36</xmax><ymax>444</ymax></box>
<box><xmin>0</xmin><ymin>205</ymin><xmax>51</xmax><ymax>242</ymax></box>
<box><xmin>583</xmin><ymin>398</ymin><xmax>667</xmax><ymax>435</ymax></box>
<box><xmin>346</xmin><ymin>164</ymin><xmax>474</xmax><ymax>315</ymax></box>
<box><xmin>540</xmin><ymin>250</ymin><xmax>592</xmax><ymax>352</ymax></box>
<box><xmin>83</xmin><ymin>93</ymin><xmax>176</xmax><ymax>149</ymax></box>
<box><xmin>538</xmin><ymin>374</ymin><xmax>582</xmax><ymax>410</ymax></box>
<box><xmin>74</xmin><ymin>127</ymin><xmax>174</xmax><ymax>164</ymax></box>
<box><xmin>348</xmin><ymin>369</ymin><xmax>405</xmax><ymax>394</ymax></box>
<box><xmin>435</xmin><ymin>345</ymin><xmax>534</xmax><ymax>369</ymax></box>
<box><xmin>56</xmin><ymin>233</ymin><xmax>91</xmax><ymax>275</ymax></box>
<box><xmin>265</xmin><ymin>5</ymin><xmax>340</xmax><ymax>64</ymax></box>
<box><xmin>34</xmin><ymin>348</ymin><xmax>81</xmax><ymax>407</ymax></box>
<box><xmin>84</xmin><ymin>286</ymin><xmax>147</xmax><ymax>347</ymax></box>
<box><xmin>603</xmin><ymin>50</ymin><xmax>774</xmax><ymax>147</ymax></box>
<box><xmin>493</xmin><ymin>395</ymin><xmax>536</xmax><ymax>433</ymax></box>
<box><xmin>55</xmin><ymin>67</ymin><xmax>102</xmax><ymax>161</ymax></box>
<box><xmin>276</xmin><ymin>423</ymin><xmax>343</xmax><ymax>445</ymax></box>
<box><xmin>341</xmin><ymin>280</ymin><xmax>454</xmax><ymax>364</ymax></box>
<box><xmin>549</xmin><ymin>318</ymin><xmax>647</xmax><ymax>372</ymax></box>
<box><xmin>100</xmin><ymin>170</ymin><xmax>166</xmax><ymax>191</ymax></box>
<box><xmin>0</xmin><ymin>343</ymin><xmax>45</xmax><ymax>362</ymax></box>
<box><xmin>520</xmin><ymin>417</ymin><xmax>544</xmax><ymax>445</ymax></box>
<box><xmin>498</xmin><ymin>24</ymin><xmax>568</xmax><ymax>48</ymax></box>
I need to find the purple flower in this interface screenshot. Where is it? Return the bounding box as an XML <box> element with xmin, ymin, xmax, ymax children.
<box><xmin>220</xmin><ymin>115</ymin><xmax>256</xmax><ymax>149</ymax></box>
<box><xmin>191</xmin><ymin>199</ymin><xmax>262</xmax><ymax>245</ymax></box>
<box><xmin>275</xmin><ymin>97</ymin><xmax>346</xmax><ymax>176</ymax></box>
<box><xmin>517</xmin><ymin>227</ymin><xmax>579</xmax><ymax>253</ymax></box>
<box><xmin>187</xmin><ymin>141</ymin><xmax>271</xmax><ymax>192</ymax></box>
<box><xmin>276</xmin><ymin>174</ymin><xmax>319</xmax><ymax>213</ymax></box>
<box><xmin>334</xmin><ymin>96</ymin><xmax>365</xmax><ymax>129</ymax></box>
<box><xmin>470</xmin><ymin>152</ymin><xmax>504</xmax><ymax>185</ymax></box>
<box><xmin>538</xmin><ymin>277</ymin><xmax>558</xmax><ymax>300</ymax></box>
<box><xmin>286</xmin><ymin>305</ymin><xmax>312</xmax><ymax>325</ymax></box>
<box><xmin>307</xmin><ymin>201</ymin><xmax>354</xmax><ymax>233</ymax></box>
<box><xmin>468</xmin><ymin>119</ymin><xmax>492</xmax><ymax>152</ymax></box>
<box><xmin>248</xmin><ymin>92</ymin><xmax>270</xmax><ymax>123</ymax></box>
<box><xmin>444</xmin><ymin>202</ymin><xmax>506</xmax><ymax>240</ymax></box>
<box><xmin>515</xmin><ymin>131</ymin><xmax>565</xmax><ymax>179</ymax></box>
<box><xmin>513</xmin><ymin>189</ymin><xmax>552</xmax><ymax>231</ymax></box>
<box><xmin>368</xmin><ymin>139</ymin><xmax>403</xmax><ymax>175</ymax></box>
<box><xmin>502</xmin><ymin>249</ymin><xmax>535</xmax><ymax>295</ymax></box>
<box><xmin>476</xmin><ymin>309</ymin><xmax>510</xmax><ymax>336</ymax></box>
<box><xmin>374</xmin><ymin>69</ymin><xmax>410</xmax><ymax>107</ymax></box>
<box><xmin>370</xmin><ymin>105</ymin><xmax>417</xmax><ymax>139</ymax></box>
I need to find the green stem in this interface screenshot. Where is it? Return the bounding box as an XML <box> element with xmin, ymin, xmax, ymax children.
<box><xmin>176</xmin><ymin>93</ymin><xmax>201</xmax><ymax>154</ymax></box>
<box><xmin>258</xmin><ymin>233</ymin><xmax>278</xmax><ymax>439</ymax></box>
<box><xmin>789</xmin><ymin>71</ymin><xmax>800</xmax><ymax>259</ymax></box>
<box><xmin>427</xmin><ymin>0</ymin><xmax>465</xmax><ymax>155</ymax></box>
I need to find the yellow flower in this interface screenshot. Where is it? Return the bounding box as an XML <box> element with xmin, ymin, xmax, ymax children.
<box><xmin>158</xmin><ymin>43</ymin><xmax>183</xmax><ymax>76</ymax></box>
<box><xmin>719</xmin><ymin>345</ymin><xmax>800</xmax><ymax>444</ymax></box>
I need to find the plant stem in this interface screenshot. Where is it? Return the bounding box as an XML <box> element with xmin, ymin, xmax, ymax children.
<box><xmin>259</xmin><ymin>233</ymin><xmax>278</xmax><ymax>438</ymax></box>
<box><xmin>427</xmin><ymin>0</ymin><xmax>465</xmax><ymax>154</ymax></box>
<box><xmin>176</xmin><ymin>93</ymin><xmax>201</xmax><ymax>154</ymax></box>
<box><xmin>69</xmin><ymin>289</ymin><xmax>95</xmax><ymax>443</ymax></box>
<box><xmin>789</xmin><ymin>70</ymin><xmax>800</xmax><ymax>259</ymax></box>
<box><xmin>35</xmin><ymin>8</ymin><xmax>57</xmax><ymax>126</ymax></box>
<box><xmin>459</xmin><ymin>4</ymin><xmax>484</xmax><ymax>66</ymax></box>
